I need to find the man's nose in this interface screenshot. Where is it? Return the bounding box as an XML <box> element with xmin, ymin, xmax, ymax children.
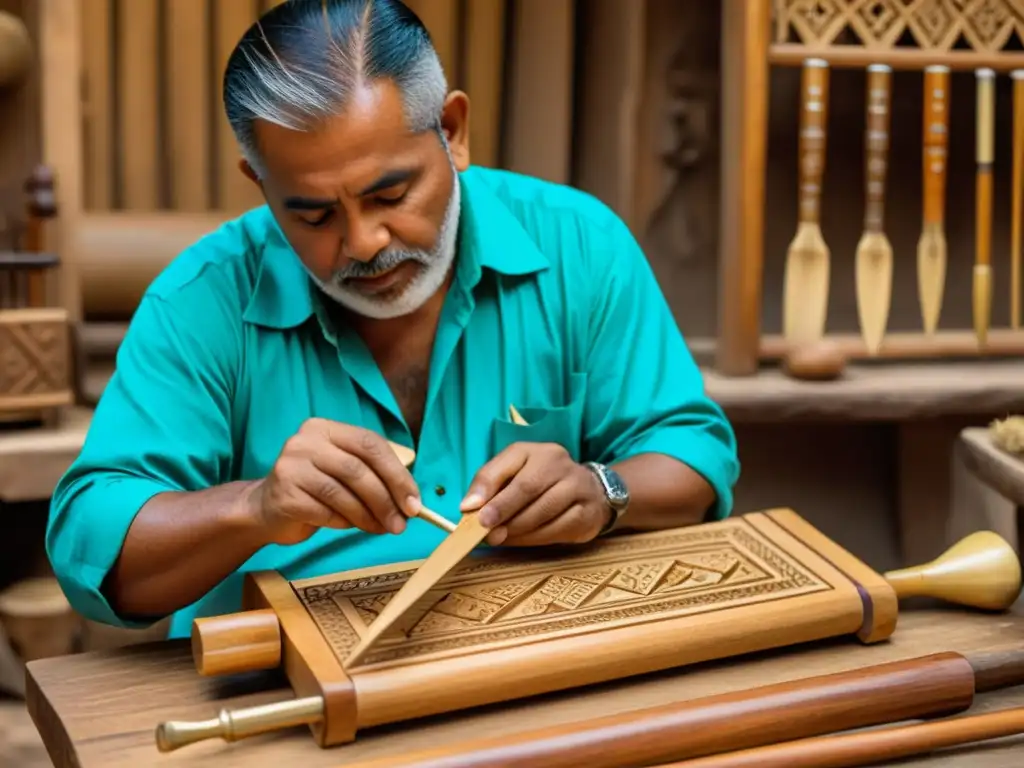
<box><xmin>342</xmin><ymin>214</ymin><xmax>390</xmax><ymax>262</ymax></box>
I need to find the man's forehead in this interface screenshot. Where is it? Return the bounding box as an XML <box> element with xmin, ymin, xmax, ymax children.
<box><xmin>254</xmin><ymin>80</ymin><xmax>425</xmax><ymax>181</ymax></box>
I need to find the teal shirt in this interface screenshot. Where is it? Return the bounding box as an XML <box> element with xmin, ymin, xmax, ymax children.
<box><xmin>46</xmin><ymin>167</ymin><xmax>739</xmax><ymax>639</ymax></box>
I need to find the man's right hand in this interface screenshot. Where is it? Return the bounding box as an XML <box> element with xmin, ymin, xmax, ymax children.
<box><xmin>248</xmin><ymin>418</ymin><xmax>421</xmax><ymax>545</ymax></box>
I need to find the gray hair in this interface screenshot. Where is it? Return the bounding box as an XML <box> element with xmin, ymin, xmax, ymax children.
<box><xmin>223</xmin><ymin>0</ymin><xmax>448</xmax><ymax>177</ymax></box>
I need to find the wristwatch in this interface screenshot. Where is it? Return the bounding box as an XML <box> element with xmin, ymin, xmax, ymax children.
<box><xmin>583</xmin><ymin>461</ymin><xmax>630</xmax><ymax>535</ymax></box>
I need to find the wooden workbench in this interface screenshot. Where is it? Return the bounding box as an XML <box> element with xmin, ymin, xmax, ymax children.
<box><xmin>23</xmin><ymin>608</ymin><xmax>1024</xmax><ymax>768</ymax></box>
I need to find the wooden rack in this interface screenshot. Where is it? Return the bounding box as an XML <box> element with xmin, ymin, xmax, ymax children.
<box><xmin>0</xmin><ymin>166</ymin><xmax>72</xmax><ymax>425</ymax></box>
<box><xmin>717</xmin><ymin>0</ymin><xmax>1024</xmax><ymax>376</ymax></box>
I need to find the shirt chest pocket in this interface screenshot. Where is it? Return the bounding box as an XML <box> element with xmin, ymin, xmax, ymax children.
<box><xmin>490</xmin><ymin>371</ymin><xmax>588</xmax><ymax>461</ymax></box>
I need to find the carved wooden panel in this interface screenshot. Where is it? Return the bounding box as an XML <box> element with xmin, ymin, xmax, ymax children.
<box><xmin>0</xmin><ymin>308</ymin><xmax>71</xmax><ymax>410</ymax></box>
<box><xmin>295</xmin><ymin>516</ymin><xmax>832</xmax><ymax>667</ymax></box>
<box><xmin>775</xmin><ymin>0</ymin><xmax>1024</xmax><ymax>53</ymax></box>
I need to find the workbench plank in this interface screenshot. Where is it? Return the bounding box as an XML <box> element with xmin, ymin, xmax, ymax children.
<box><xmin>24</xmin><ymin>609</ymin><xmax>1024</xmax><ymax>767</ymax></box>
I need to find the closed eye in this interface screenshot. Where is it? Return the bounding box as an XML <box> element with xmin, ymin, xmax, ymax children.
<box><xmin>375</xmin><ymin>189</ymin><xmax>407</xmax><ymax>206</ymax></box>
<box><xmin>299</xmin><ymin>209</ymin><xmax>335</xmax><ymax>228</ymax></box>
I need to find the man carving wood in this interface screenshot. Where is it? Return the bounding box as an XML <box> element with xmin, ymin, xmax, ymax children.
<box><xmin>45</xmin><ymin>0</ymin><xmax>739</xmax><ymax>640</ymax></box>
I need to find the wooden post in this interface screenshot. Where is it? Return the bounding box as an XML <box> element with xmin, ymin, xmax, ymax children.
<box><xmin>716</xmin><ymin>0</ymin><xmax>771</xmax><ymax>376</ymax></box>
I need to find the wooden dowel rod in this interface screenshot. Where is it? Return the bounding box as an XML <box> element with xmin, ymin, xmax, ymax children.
<box><xmin>662</xmin><ymin>706</ymin><xmax>1024</xmax><ymax>768</ymax></box>
<box><xmin>769</xmin><ymin>45</ymin><xmax>1024</xmax><ymax>73</ymax></box>
<box><xmin>341</xmin><ymin>652</ymin><xmax>986</xmax><ymax>768</ymax></box>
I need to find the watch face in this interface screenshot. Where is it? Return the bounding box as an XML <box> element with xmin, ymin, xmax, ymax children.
<box><xmin>601</xmin><ymin>465</ymin><xmax>629</xmax><ymax>508</ymax></box>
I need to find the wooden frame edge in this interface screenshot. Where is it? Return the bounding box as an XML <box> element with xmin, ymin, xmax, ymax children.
<box><xmin>245</xmin><ymin>571</ymin><xmax>359</xmax><ymax>747</ymax></box>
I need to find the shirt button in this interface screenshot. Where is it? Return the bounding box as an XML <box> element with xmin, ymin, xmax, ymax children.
<box><xmin>434</xmin><ymin>485</ymin><xmax>446</xmax><ymax>497</ymax></box>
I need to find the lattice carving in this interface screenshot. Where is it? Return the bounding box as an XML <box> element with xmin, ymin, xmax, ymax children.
<box><xmin>775</xmin><ymin>0</ymin><xmax>1024</xmax><ymax>52</ymax></box>
<box><xmin>296</xmin><ymin>517</ymin><xmax>831</xmax><ymax>667</ymax></box>
<box><xmin>0</xmin><ymin>313</ymin><xmax>70</xmax><ymax>402</ymax></box>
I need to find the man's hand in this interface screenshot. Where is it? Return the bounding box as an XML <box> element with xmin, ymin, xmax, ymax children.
<box><xmin>250</xmin><ymin>418</ymin><xmax>421</xmax><ymax>545</ymax></box>
<box><xmin>460</xmin><ymin>442</ymin><xmax>611</xmax><ymax>546</ymax></box>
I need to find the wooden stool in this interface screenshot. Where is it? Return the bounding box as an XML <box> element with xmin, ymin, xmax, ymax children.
<box><xmin>0</xmin><ymin>577</ymin><xmax>81</xmax><ymax>697</ymax></box>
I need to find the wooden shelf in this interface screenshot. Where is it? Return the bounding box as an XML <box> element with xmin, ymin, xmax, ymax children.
<box><xmin>768</xmin><ymin>44</ymin><xmax>1024</xmax><ymax>73</ymax></box>
<box><xmin>0</xmin><ymin>408</ymin><xmax>91</xmax><ymax>502</ymax></box>
<box><xmin>704</xmin><ymin>361</ymin><xmax>1024</xmax><ymax>422</ymax></box>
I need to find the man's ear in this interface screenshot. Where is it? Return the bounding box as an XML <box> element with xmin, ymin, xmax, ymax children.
<box><xmin>440</xmin><ymin>90</ymin><xmax>470</xmax><ymax>171</ymax></box>
<box><xmin>239</xmin><ymin>158</ymin><xmax>261</xmax><ymax>186</ymax></box>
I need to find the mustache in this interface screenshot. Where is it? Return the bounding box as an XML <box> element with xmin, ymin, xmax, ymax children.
<box><xmin>332</xmin><ymin>248</ymin><xmax>432</xmax><ymax>281</ymax></box>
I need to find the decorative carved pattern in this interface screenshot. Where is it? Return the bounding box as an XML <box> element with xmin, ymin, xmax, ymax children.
<box><xmin>646</xmin><ymin>48</ymin><xmax>719</xmax><ymax>264</ymax></box>
<box><xmin>775</xmin><ymin>0</ymin><xmax>1024</xmax><ymax>52</ymax></box>
<box><xmin>296</xmin><ymin>518</ymin><xmax>832</xmax><ymax>667</ymax></box>
<box><xmin>0</xmin><ymin>314</ymin><xmax>70</xmax><ymax>400</ymax></box>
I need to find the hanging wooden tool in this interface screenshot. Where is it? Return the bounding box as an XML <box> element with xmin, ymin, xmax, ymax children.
<box><xmin>855</xmin><ymin>64</ymin><xmax>893</xmax><ymax>355</ymax></box>
<box><xmin>975</xmin><ymin>68</ymin><xmax>995</xmax><ymax>348</ymax></box>
<box><xmin>782</xmin><ymin>58</ymin><xmax>831</xmax><ymax>346</ymax></box>
<box><xmin>917</xmin><ymin>65</ymin><xmax>949</xmax><ymax>335</ymax></box>
<box><xmin>1012</xmin><ymin>70</ymin><xmax>1024</xmax><ymax>329</ymax></box>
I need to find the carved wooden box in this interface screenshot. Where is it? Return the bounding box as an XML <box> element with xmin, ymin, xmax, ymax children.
<box><xmin>0</xmin><ymin>307</ymin><xmax>72</xmax><ymax>417</ymax></box>
<box><xmin>182</xmin><ymin>509</ymin><xmax>899</xmax><ymax>749</ymax></box>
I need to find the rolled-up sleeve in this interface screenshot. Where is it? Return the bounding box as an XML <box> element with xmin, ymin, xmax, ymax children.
<box><xmin>580</xmin><ymin>213</ymin><xmax>739</xmax><ymax>521</ymax></box>
<box><xmin>46</xmin><ymin>280</ymin><xmax>239</xmax><ymax>627</ymax></box>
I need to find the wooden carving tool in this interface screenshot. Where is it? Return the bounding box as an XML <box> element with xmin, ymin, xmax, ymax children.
<box><xmin>1013</xmin><ymin>70</ymin><xmax>1024</xmax><ymax>329</ymax></box>
<box><xmin>782</xmin><ymin>58</ymin><xmax>831</xmax><ymax>346</ymax></box>
<box><xmin>158</xmin><ymin>524</ymin><xmax>1023</xmax><ymax>752</ymax></box>
<box><xmin>387</xmin><ymin>440</ymin><xmax>456</xmax><ymax>534</ymax></box>
<box><xmin>917</xmin><ymin>65</ymin><xmax>949</xmax><ymax>335</ymax></box>
<box><xmin>665</xmin><ymin>706</ymin><xmax>1024</xmax><ymax>768</ymax></box>
<box><xmin>327</xmin><ymin>648</ymin><xmax>1024</xmax><ymax>768</ymax></box>
<box><xmin>855</xmin><ymin>64</ymin><xmax>893</xmax><ymax>355</ymax></box>
<box><xmin>975</xmin><ymin>68</ymin><xmax>995</xmax><ymax>348</ymax></box>
<box><xmin>509</xmin><ymin>403</ymin><xmax>528</xmax><ymax>425</ymax></box>
<box><xmin>343</xmin><ymin>511</ymin><xmax>490</xmax><ymax>667</ymax></box>
<box><xmin>345</xmin><ymin>410</ymin><xmax>538</xmax><ymax>664</ymax></box>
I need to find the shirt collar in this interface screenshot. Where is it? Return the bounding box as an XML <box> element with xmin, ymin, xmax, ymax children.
<box><xmin>242</xmin><ymin>166</ymin><xmax>549</xmax><ymax>330</ymax></box>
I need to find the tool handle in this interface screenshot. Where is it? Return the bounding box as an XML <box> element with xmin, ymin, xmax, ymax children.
<box><xmin>864</xmin><ymin>64</ymin><xmax>891</xmax><ymax>232</ymax></box>
<box><xmin>922</xmin><ymin>65</ymin><xmax>949</xmax><ymax>226</ymax></box>
<box><xmin>155</xmin><ymin>696</ymin><xmax>324</xmax><ymax>752</ymax></box>
<box><xmin>797</xmin><ymin>59</ymin><xmax>829</xmax><ymax>225</ymax></box>
<box><xmin>977</xmin><ymin>68</ymin><xmax>996</xmax><ymax>165</ymax></box>
<box><xmin>976</xmin><ymin>68</ymin><xmax>995</xmax><ymax>266</ymax></box>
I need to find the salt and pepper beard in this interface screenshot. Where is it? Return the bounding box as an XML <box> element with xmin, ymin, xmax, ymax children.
<box><xmin>310</xmin><ymin>152</ymin><xmax>462</xmax><ymax>320</ymax></box>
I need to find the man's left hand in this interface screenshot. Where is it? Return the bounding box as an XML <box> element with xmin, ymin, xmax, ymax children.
<box><xmin>459</xmin><ymin>442</ymin><xmax>611</xmax><ymax>546</ymax></box>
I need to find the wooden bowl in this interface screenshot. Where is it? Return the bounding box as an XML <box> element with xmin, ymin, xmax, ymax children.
<box><xmin>0</xmin><ymin>11</ymin><xmax>33</xmax><ymax>89</ymax></box>
<box><xmin>782</xmin><ymin>340</ymin><xmax>848</xmax><ymax>381</ymax></box>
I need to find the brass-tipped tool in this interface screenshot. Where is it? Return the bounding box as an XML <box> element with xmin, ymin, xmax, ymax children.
<box><xmin>855</xmin><ymin>64</ymin><xmax>894</xmax><ymax>356</ymax></box>
<box><xmin>155</xmin><ymin>696</ymin><xmax>324</xmax><ymax>752</ymax></box>
<box><xmin>917</xmin><ymin>65</ymin><xmax>949</xmax><ymax>335</ymax></box>
<box><xmin>1012</xmin><ymin>70</ymin><xmax>1024</xmax><ymax>329</ymax></box>
<box><xmin>975</xmin><ymin>68</ymin><xmax>995</xmax><ymax>348</ymax></box>
<box><xmin>782</xmin><ymin>58</ymin><xmax>831</xmax><ymax>346</ymax></box>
